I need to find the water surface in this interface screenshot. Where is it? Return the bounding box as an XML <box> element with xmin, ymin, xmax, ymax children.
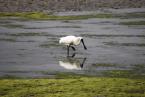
<box><xmin>0</xmin><ymin>8</ymin><xmax>145</xmax><ymax>78</ymax></box>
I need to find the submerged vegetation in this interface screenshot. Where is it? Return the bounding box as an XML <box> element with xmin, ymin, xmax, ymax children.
<box><xmin>120</xmin><ymin>21</ymin><xmax>145</xmax><ymax>25</ymax></box>
<box><xmin>125</xmin><ymin>12</ymin><xmax>145</xmax><ymax>18</ymax></box>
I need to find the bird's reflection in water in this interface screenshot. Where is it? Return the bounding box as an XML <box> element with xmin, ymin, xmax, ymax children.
<box><xmin>59</xmin><ymin>53</ymin><xmax>86</xmax><ymax>70</ymax></box>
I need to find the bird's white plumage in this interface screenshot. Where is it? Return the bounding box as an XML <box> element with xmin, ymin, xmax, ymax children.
<box><xmin>59</xmin><ymin>36</ymin><xmax>82</xmax><ymax>46</ymax></box>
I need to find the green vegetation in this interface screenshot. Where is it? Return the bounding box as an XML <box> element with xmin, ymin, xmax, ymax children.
<box><xmin>0</xmin><ymin>12</ymin><xmax>49</xmax><ymax>20</ymax></box>
<box><xmin>0</xmin><ymin>75</ymin><xmax>145</xmax><ymax>97</ymax></box>
<box><xmin>1</xmin><ymin>12</ymin><xmax>145</xmax><ymax>20</ymax></box>
<box><xmin>0</xmin><ymin>12</ymin><xmax>114</xmax><ymax>20</ymax></box>
<box><xmin>0</xmin><ymin>11</ymin><xmax>145</xmax><ymax>20</ymax></box>
<box><xmin>120</xmin><ymin>21</ymin><xmax>145</xmax><ymax>25</ymax></box>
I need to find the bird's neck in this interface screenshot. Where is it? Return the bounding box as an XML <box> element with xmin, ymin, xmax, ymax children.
<box><xmin>74</xmin><ymin>39</ymin><xmax>81</xmax><ymax>45</ymax></box>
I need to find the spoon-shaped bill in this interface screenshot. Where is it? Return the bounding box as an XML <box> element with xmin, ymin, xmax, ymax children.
<box><xmin>81</xmin><ymin>39</ymin><xmax>87</xmax><ymax>50</ymax></box>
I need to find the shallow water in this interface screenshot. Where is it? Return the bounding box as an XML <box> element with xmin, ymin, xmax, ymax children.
<box><xmin>0</xmin><ymin>9</ymin><xmax>145</xmax><ymax>78</ymax></box>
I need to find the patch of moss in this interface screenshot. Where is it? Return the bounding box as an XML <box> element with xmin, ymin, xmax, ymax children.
<box><xmin>120</xmin><ymin>21</ymin><xmax>145</xmax><ymax>25</ymax></box>
<box><xmin>0</xmin><ymin>76</ymin><xmax>145</xmax><ymax>97</ymax></box>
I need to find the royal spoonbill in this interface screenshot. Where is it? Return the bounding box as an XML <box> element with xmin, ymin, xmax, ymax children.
<box><xmin>59</xmin><ymin>36</ymin><xmax>87</xmax><ymax>55</ymax></box>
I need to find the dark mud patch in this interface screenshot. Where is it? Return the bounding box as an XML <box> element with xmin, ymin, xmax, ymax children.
<box><xmin>0</xmin><ymin>32</ymin><xmax>45</xmax><ymax>36</ymax></box>
<box><xmin>0</xmin><ymin>38</ymin><xmax>16</xmax><ymax>42</ymax></box>
<box><xmin>0</xmin><ymin>32</ymin><xmax>64</xmax><ymax>38</ymax></box>
<box><xmin>10</xmin><ymin>32</ymin><xmax>42</xmax><ymax>36</ymax></box>
<box><xmin>0</xmin><ymin>20</ymin><xmax>12</xmax><ymax>24</ymax></box>
<box><xmin>81</xmin><ymin>34</ymin><xmax>145</xmax><ymax>38</ymax></box>
<box><xmin>39</xmin><ymin>40</ymin><xmax>60</xmax><ymax>48</ymax></box>
<box><xmin>24</xmin><ymin>25</ymin><xmax>81</xmax><ymax>29</ymax></box>
<box><xmin>92</xmin><ymin>63</ymin><xmax>117</xmax><ymax>67</ymax></box>
<box><xmin>104</xmin><ymin>42</ymin><xmax>145</xmax><ymax>47</ymax></box>
<box><xmin>39</xmin><ymin>43</ymin><xmax>60</xmax><ymax>48</ymax></box>
<box><xmin>0</xmin><ymin>24</ymin><xmax>24</xmax><ymax>28</ymax></box>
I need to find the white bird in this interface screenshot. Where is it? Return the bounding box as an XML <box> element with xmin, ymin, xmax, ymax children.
<box><xmin>59</xmin><ymin>35</ymin><xmax>87</xmax><ymax>55</ymax></box>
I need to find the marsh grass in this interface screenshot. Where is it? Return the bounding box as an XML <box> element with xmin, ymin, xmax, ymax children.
<box><xmin>0</xmin><ymin>75</ymin><xmax>145</xmax><ymax>97</ymax></box>
<box><xmin>0</xmin><ymin>12</ymin><xmax>145</xmax><ymax>20</ymax></box>
<box><xmin>0</xmin><ymin>12</ymin><xmax>49</xmax><ymax>19</ymax></box>
<box><xmin>0</xmin><ymin>12</ymin><xmax>115</xmax><ymax>20</ymax></box>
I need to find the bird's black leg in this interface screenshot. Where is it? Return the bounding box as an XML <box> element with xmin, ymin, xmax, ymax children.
<box><xmin>70</xmin><ymin>46</ymin><xmax>76</xmax><ymax>51</ymax></box>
